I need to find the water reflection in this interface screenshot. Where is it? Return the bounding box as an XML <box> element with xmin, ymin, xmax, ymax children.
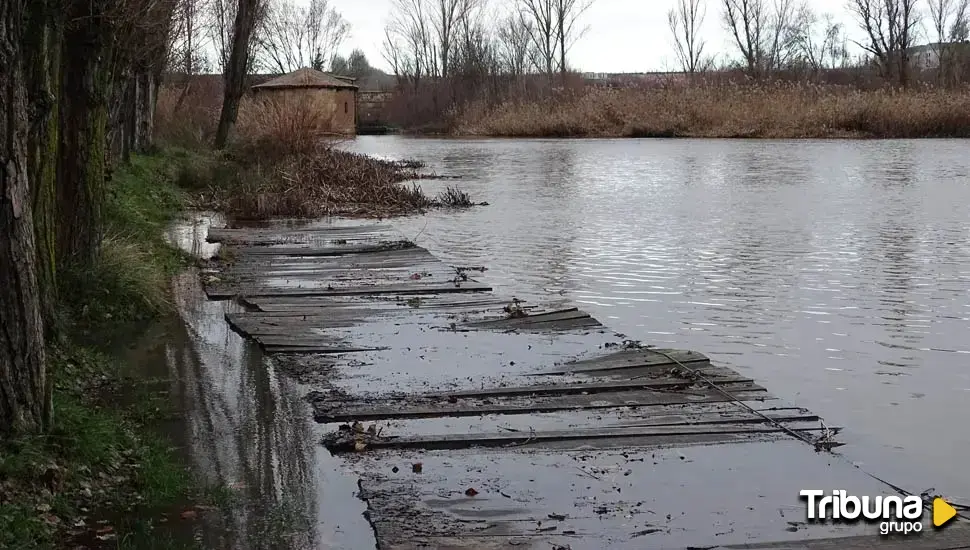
<box><xmin>143</xmin><ymin>214</ymin><xmax>372</xmax><ymax>550</ymax></box>
<box><xmin>348</xmin><ymin>136</ymin><xmax>970</xmax><ymax>501</ymax></box>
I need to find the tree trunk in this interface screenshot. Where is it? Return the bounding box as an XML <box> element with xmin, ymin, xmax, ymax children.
<box><xmin>135</xmin><ymin>71</ymin><xmax>156</xmax><ymax>153</ymax></box>
<box><xmin>215</xmin><ymin>0</ymin><xmax>261</xmax><ymax>149</ymax></box>
<box><xmin>1</xmin><ymin>0</ymin><xmax>49</xmax><ymax>435</ymax></box>
<box><xmin>58</xmin><ymin>2</ymin><xmax>110</xmax><ymax>266</ymax></box>
<box><xmin>25</xmin><ymin>0</ymin><xmax>60</xmax><ymax>335</ymax></box>
<box><xmin>121</xmin><ymin>76</ymin><xmax>136</xmax><ymax>164</ymax></box>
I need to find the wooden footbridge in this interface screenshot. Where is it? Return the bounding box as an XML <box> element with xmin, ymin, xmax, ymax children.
<box><xmin>202</xmin><ymin>221</ymin><xmax>967</xmax><ymax>550</ymax></box>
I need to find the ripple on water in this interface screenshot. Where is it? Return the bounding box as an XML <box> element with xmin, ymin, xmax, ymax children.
<box><xmin>349</xmin><ymin>136</ymin><xmax>970</xmax><ymax>500</ymax></box>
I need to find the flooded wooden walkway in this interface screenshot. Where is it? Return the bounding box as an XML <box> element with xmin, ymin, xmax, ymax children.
<box><xmin>203</xmin><ymin>222</ymin><xmax>966</xmax><ymax>549</ymax></box>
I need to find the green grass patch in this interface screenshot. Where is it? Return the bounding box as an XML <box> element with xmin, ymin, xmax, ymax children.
<box><xmin>0</xmin><ymin>347</ymin><xmax>197</xmax><ymax>550</ymax></box>
<box><xmin>0</xmin><ymin>149</ymin><xmax>211</xmax><ymax>549</ymax></box>
<box><xmin>61</xmin><ymin>151</ymin><xmax>195</xmax><ymax>339</ymax></box>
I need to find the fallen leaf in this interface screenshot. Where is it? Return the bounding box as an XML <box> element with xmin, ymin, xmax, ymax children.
<box><xmin>464</xmin><ymin>488</ymin><xmax>479</xmax><ymax>497</ymax></box>
<box><xmin>411</xmin><ymin>463</ymin><xmax>423</xmax><ymax>473</ymax></box>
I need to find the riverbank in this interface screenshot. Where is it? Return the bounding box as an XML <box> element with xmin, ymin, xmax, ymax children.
<box><xmin>0</xmin><ymin>153</ymin><xmax>204</xmax><ymax>548</ymax></box>
<box><xmin>0</xmin><ymin>132</ymin><xmax>476</xmax><ymax>547</ymax></box>
<box><xmin>454</xmin><ymin>84</ymin><xmax>970</xmax><ymax>139</ymax></box>
<box><xmin>157</xmin><ymin>94</ymin><xmax>474</xmax><ymax>218</ymax></box>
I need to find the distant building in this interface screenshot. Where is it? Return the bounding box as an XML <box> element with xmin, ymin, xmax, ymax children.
<box><xmin>907</xmin><ymin>44</ymin><xmax>943</xmax><ymax>70</ymax></box>
<box><xmin>251</xmin><ymin>67</ymin><xmax>358</xmax><ymax>135</ymax></box>
<box><xmin>904</xmin><ymin>42</ymin><xmax>970</xmax><ymax>71</ymax></box>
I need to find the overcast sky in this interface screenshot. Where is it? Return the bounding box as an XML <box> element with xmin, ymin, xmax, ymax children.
<box><xmin>328</xmin><ymin>0</ymin><xmax>875</xmax><ymax>73</ymax></box>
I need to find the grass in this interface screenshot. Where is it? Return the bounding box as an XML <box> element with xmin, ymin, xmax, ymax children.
<box><xmin>435</xmin><ymin>186</ymin><xmax>474</xmax><ymax>207</ymax></box>
<box><xmin>61</xmin><ymin>153</ymin><xmax>193</xmax><ymax>339</ymax></box>
<box><xmin>455</xmin><ymin>82</ymin><xmax>970</xmax><ymax>139</ymax></box>
<box><xmin>0</xmin><ymin>150</ymin><xmax>207</xmax><ymax>549</ymax></box>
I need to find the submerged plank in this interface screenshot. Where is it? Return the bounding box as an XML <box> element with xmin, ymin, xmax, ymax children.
<box><xmin>468</xmin><ymin>308</ymin><xmax>598</xmax><ymax>329</ymax></box>
<box><xmin>538</xmin><ymin>348</ymin><xmax>710</xmax><ymax>375</ymax></box>
<box><xmin>424</xmin><ymin>375</ymin><xmax>756</xmax><ymax>399</ymax></box>
<box><xmin>312</xmin><ymin>386</ymin><xmax>772</xmax><ymax>422</ymax></box>
<box><xmin>206</xmin><ymin>281</ymin><xmax>493</xmax><ymax>299</ymax></box>
<box><xmin>206</xmin><ymin>224</ymin><xmax>395</xmax><ymax>244</ymax></box>
<box><xmin>323</xmin><ymin>421</ymin><xmax>827</xmax><ymax>452</ymax></box>
<box><xmin>233</xmin><ymin>242</ymin><xmax>417</xmax><ymax>257</ymax></box>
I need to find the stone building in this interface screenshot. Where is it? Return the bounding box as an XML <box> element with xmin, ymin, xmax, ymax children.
<box><xmin>251</xmin><ymin>67</ymin><xmax>358</xmax><ymax>135</ymax></box>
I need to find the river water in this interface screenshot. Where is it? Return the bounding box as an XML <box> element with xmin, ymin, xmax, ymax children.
<box><xmin>348</xmin><ymin>136</ymin><xmax>970</xmax><ymax>503</ymax></box>
<box><xmin>154</xmin><ymin>137</ymin><xmax>970</xmax><ymax>548</ymax></box>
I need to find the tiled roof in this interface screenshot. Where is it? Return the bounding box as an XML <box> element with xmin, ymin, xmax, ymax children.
<box><xmin>252</xmin><ymin>68</ymin><xmax>358</xmax><ymax>90</ymax></box>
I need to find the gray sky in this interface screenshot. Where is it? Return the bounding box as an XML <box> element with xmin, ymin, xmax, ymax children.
<box><xmin>330</xmin><ymin>0</ymin><xmax>866</xmax><ymax>73</ymax></box>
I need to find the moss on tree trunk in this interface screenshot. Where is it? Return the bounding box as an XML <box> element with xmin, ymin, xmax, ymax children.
<box><xmin>57</xmin><ymin>1</ymin><xmax>111</xmax><ymax>266</ymax></box>
<box><xmin>0</xmin><ymin>0</ymin><xmax>49</xmax><ymax>435</ymax></box>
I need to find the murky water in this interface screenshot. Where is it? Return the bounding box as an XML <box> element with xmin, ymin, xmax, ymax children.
<box><xmin>151</xmin><ymin>138</ymin><xmax>970</xmax><ymax>549</ymax></box>
<box><xmin>345</xmin><ymin>136</ymin><xmax>970</xmax><ymax>503</ymax></box>
<box><xmin>145</xmin><ymin>213</ymin><xmax>372</xmax><ymax>549</ymax></box>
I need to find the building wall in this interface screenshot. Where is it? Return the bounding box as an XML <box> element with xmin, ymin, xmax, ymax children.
<box><xmin>256</xmin><ymin>87</ymin><xmax>357</xmax><ymax>135</ymax></box>
<box><xmin>358</xmin><ymin>90</ymin><xmax>391</xmax><ymax>125</ymax></box>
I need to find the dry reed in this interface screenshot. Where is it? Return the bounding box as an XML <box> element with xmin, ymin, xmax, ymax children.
<box><xmin>456</xmin><ymin>82</ymin><xmax>970</xmax><ymax>139</ymax></box>
<box><xmin>197</xmin><ymin>96</ymin><xmax>445</xmax><ymax>218</ymax></box>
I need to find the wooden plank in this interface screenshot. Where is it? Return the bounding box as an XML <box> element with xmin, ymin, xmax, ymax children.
<box><xmin>312</xmin><ymin>387</ymin><xmax>772</xmax><ymax>422</ymax></box>
<box><xmin>233</xmin><ymin>242</ymin><xmax>417</xmax><ymax>257</ymax></box>
<box><xmin>263</xmin><ymin>345</ymin><xmax>380</xmax><ymax>354</ymax></box>
<box><xmin>206</xmin><ymin>225</ymin><xmax>395</xmax><ymax>243</ymax></box>
<box><xmin>537</xmin><ymin>348</ymin><xmax>710</xmax><ymax>375</ymax></box>
<box><xmin>469</xmin><ymin>308</ymin><xmax>589</xmax><ymax>327</ymax></box>
<box><xmin>205</xmin><ymin>281</ymin><xmax>493</xmax><ymax>299</ymax></box>
<box><xmin>214</xmin><ymin>248</ymin><xmax>440</xmax><ymax>270</ymax></box>
<box><xmin>424</xmin><ymin>375</ymin><xmax>757</xmax><ymax>399</ymax></box>
<box><xmin>322</xmin><ymin>421</ymin><xmax>826</xmax><ymax>452</ymax></box>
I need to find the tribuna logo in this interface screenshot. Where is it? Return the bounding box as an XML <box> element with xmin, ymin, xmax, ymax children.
<box><xmin>800</xmin><ymin>490</ymin><xmax>924</xmax><ymax>535</ymax></box>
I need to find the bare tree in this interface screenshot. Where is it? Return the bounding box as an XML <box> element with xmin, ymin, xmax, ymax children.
<box><xmin>215</xmin><ymin>0</ymin><xmax>266</xmax><ymax>148</ymax></box>
<box><xmin>496</xmin><ymin>13</ymin><xmax>534</xmax><ymax>75</ymax></box>
<box><xmin>452</xmin><ymin>2</ymin><xmax>499</xmax><ymax>78</ymax></box>
<box><xmin>669</xmin><ymin>0</ymin><xmax>709</xmax><ymax>73</ymax></box>
<box><xmin>848</xmin><ymin>0</ymin><xmax>921</xmax><ymax>85</ymax></box>
<box><xmin>258</xmin><ymin>0</ymin><xmax>349</xmax><ymax>73</ymax></box>
<box><xmin>168</xmin><ymin>0</ymin><xmax>210</xmax><ymax>74</ymax></box>
<box><xmin>209</xmin><ymin>0</ymin><xmax>236</xmax><ymax>72</ymax></box>
<box><xmin>927</xmin><ymin>0</ymin><xmax>970</xmax><ymax>83</ymax></box>
<box><xmin>331</xmin><ymin>49</ymin><xmax>373</xmax><ymax>78</ymax></box>
<box><xmin>518</xmin><ymin>0</ymin><xmax>557</xmax><ymax>75</ymax></box>
<box><xmin>383</xmin><ymin>0</ymin><xmax>436</xmax><ymax>87</ymax></box>
<box><xmin>433</xmin><ymin>0</ymin><xmax>473</xmax><ymax>77</ymax></box>
<box><xmin>793</xmin><ymin>10</ymin><xmax>850</xmax><ymax>74</ymax></box>
<box><xmin>722</xmin><ymin>0</ymin><xmax>804</xmax><ymax>76</ymax></box>
<box><xmin>722</xmin><ymin>0</ymin><xmax>768</xmax><ymax>75</ymax></box>
<box><xmin>553</xmin><ymin>0</ymin><xmax>593</xmax><ymax>77</ymax></box>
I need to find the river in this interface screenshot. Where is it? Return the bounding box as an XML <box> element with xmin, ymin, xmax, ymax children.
<box><xmin>348</xmin><ymin>136</ymin><xmax>970</xmax><ymax>503</ymax></box>
<box><xmin>157</xmin><ymin>137</ymin><xmax>970</xmax><ymax>548</ymax></box>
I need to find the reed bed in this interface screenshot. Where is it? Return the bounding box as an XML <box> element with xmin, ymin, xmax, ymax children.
<box><xmin>456</xmin><ymin>82</ymin><xmax>970</xmax><ymax>139</ymax></box>
<box><xmin>160</xmin><ymin>92</ymin><xmax>475</xmax><ymax>218</ymax></box>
